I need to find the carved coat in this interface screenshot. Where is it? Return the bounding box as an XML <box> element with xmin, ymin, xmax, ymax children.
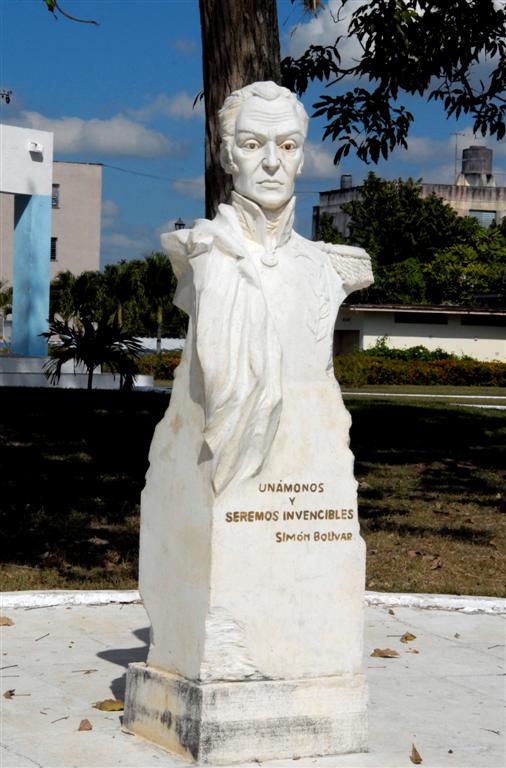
<box><xmin>162</xmin><ymin>193</ymin><xmax>373</xmax><ymax>494</ymax></box>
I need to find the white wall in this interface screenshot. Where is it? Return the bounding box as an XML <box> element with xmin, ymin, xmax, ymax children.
<box><xmin>356</xmin><ymin>311</ymin><xmax>505</xmax><ymax>362</ymax></box>
<box><xmin>0</xmin><ymin>124</ymin><xmax>53</xmax><ymax>196</ymax></box>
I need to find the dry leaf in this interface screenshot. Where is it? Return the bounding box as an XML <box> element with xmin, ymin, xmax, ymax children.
<box><xmin>93</xmin><ymin>698</ymin><xmax>124</xmax><ymax>711</ymax></box>
<box><xmin>370</xmin><ymin>648</ymin><xmax>399</xmax><ymax>658</ymax></box>
<box><xmin>410</xmin><ymin>743</ymin><xmax>423</xmax><ymax>764</ymax></box>
<box><xmin>430</xmin><ymin>557</ymin><xmax>443</xmax><ymax>570</ymax></box>
<box><xmin>406</xmin><ymin>648</ymin><xmax>420</xmax><ymax>654</ymax></box>
<box><xmin>3</xmin><ymin>689</ymin><xmax>15</xmax><ymax>699</ymax></box>
<box><xmin>400</xmin><ymin>632</ymin><xmax>417</xmax><ymax>643</ymax></box>
<box><xmin>422</xmin><ymin>554</ymin><xmax>436</xmax><ymax>561</ymax></box>
<box><xmin>388</xmin><ymin>608</ymin><xmax>395</xmax><ymax>615</ymax></box>
<box><xmin>78</xmin><ymin>718</ymin><xmax>93</xmax><ymax>731</ymax></box>
<box><xmin>0</xmin><ymin>616</ymin><xmax>14</xmax><ymax>626</ymax></box>
<box><xmin>454</xmin><ymin>633</ymin><xmax>461</xmax><ymax>639</ymax></box>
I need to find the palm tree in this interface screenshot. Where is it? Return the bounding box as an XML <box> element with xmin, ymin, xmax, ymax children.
<box><xmin>49</xmin><ymin>271</ymin><xmax>77</xmax><ymax>322</ymax></box>
<box><xmin>41</xmin><ymin>317</ymin><xmax>143</xmax><ymax>390</ymax></box>
<box><xmin>0</xmin><ymin>281</ymin><xmax>12</xmax><ymax>346</ymax></box>
<box><xmin>103</xmin><ymin>261</ymin><xmax>141</xmax><ymax>328</ymax></box>
<box><xmin>144</xmin><ymin>252</ymin><xmax>179</xmax><ymax>354</ymax></box>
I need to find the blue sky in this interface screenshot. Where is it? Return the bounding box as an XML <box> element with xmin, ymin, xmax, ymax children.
<box><xmin>1</xmin><ymin>0</ymin><xmax>504</xmax><ymax>266</ymax></box>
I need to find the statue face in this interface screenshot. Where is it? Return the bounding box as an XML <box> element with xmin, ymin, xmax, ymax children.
<box><xmin>230</xmin><ymin>96</ymin><xmax>305</xmax><ymax>211</ymax></box>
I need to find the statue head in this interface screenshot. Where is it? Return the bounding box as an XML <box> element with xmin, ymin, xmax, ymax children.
<box><xmin>218</xmin><ymin>81</ymin><xmax>309</xmax><ymax>211</ymax></box>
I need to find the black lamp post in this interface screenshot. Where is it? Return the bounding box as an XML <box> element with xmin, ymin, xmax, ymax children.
<box><xmin>174</xmin><ymin>217</ymin><xmax>185</xmax><ymax>231</ymax></box>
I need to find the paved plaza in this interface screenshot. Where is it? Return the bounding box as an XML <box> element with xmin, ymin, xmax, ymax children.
<box><xmin>1</xmin><ymin>594</ymin><xmax>504</xmax><ymax>768</ymax></box>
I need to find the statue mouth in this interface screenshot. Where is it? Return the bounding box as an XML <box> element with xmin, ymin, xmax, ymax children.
<box><xmin>258</xmin><ymin>180</ymin><xmax>283</xmax><ymax>187</ymax></box>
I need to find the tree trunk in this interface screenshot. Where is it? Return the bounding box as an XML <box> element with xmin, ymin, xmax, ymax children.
<box><xmin>156</xmin><ymin>306</ymin><xmax>163</xmax><ymax>355</ymax></box>
<box><xmin>199</xmin><ymin>0</ymin><xmax>281</xmax><ymax>219</ymax></box>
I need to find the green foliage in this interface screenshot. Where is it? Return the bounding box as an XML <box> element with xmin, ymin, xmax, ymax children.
<box><xmin>425</xmin><ymin>229</ymin><xmax>506</xmax><ymax>306</ymax></box>
<box><xmin>50</xmin><ymin>254</ymin><xmax>187</xmax><ymax>340</ymax></box>
<box><xmin>340</xmin><ymin>173</ymin><xmax>506</xmax><ymax>306</ymax></box>
<box><xmin>282</xmin><ymin>1</ymin><xmax>506</xmax><ymax>164</ymax></box>
<box><xmin>137</xmin><ymin>351</ymin><xmax>182</xmax><ymax>380</ymax></box>
<box><xmin>334</xmin><ymin>337</ymin><xmax>505</xmax><ymax>386</ymax></box>
<box><xmin>343</xmin><ymin>174</ymin><xmax>471</xmax><ymax>267</ymax></box>
<box><xmin>334</xmin><ymin>355</ymin><xmax>506</xmax><ymax>387</ymax></box>
<box><xmin>371</xmin><ymin>258</ymin><xmax>427</xmax><ymax>304</ymax></box>
<box><xmin>41</xmin><ymin>317</ymin><xmax>143</xmax><ymax>390</ymax></box>
<box><xmin>361</xmin><ymin>337</ymin><xmax>460</xmax><ymax>362</ymax></box>
<box><xmin>316</xmin><ymin>213</ymin><xmax>346</xmax><ymax>244</ymax></box>
<box><xmin>0</xmin><ymin>281</ymin><xmax>12</xmax><ymax>318</ymax></box>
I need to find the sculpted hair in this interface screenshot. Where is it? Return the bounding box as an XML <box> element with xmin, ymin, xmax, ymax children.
<box><xmin>218</xmin><ymin>81</ymin><xmax>309</xmax><ymax>173</ymax></box>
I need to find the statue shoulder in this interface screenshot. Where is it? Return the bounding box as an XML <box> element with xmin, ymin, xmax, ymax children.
<box><xmin>312</xmin><ymin>240</ymin><xmax>374</xmax><ymax>295</ymax></box>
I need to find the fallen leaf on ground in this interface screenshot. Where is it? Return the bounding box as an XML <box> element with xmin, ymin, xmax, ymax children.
<box><xmin>0</xmin><ymin>617</ymin><xmax>14</xmax><ymax>626</ymax></box>
<box><xmin>422</xmin><ymin>554</ymin><xmax>436</xmax><ymax>561</ymax></box>
<box><xmin>454</xmin><ymin>633</ymin><xmax>461</xmax><ymax>639</ymax></box>
<box><xmin>3</xmin><ymin>689</ymin><xmax>15</xmax><ymax>699</ymax></box>
<box><xmin>388</xmin><ymin>608</ymin><xmax>395</xmax><ymax>615</ymax></box>
<box><xmin>406</xmin><ymin>648</ymin><xmax>420</xmax><ymax>654</ymax></box>
<box><xmin>410</xmin><ymin>743</ymin><xmax>423</xmax><ymax>764</ymax></box>
<box><xmin>370</xmin><ymin>648</ymin><xmax>399</xmax><ymax>658</ymax></box>
<box><xmin>407</xmin><ymin>550</ymin><xmax>422</xmax><ymax>558</ymax></box>
<box><xmin>430</xmin><ymin>557</ymin><xmax>443</xmax><ymax>570</ymax></box>
<box><xmin>93</xmin><ymin>698</ymin><xmax>124</xmax><ymax>711</ymax></box>
<box><xmin>78</xmin><ymin>719</ymin><xmax>93</xmax><ymax>731</ymax></box>
<box><xmin>400</xmin><ymin>632</ymin><xmax>417</xmax><ymax>643</ymax></box>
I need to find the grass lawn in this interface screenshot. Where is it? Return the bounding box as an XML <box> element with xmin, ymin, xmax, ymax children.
<box><xmin>0</xmin><ymin>388</ymin><xmax>504</xmax><ymax>596</ymax></box>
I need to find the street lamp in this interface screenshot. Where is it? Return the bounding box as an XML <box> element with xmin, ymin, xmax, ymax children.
<box><xmin>174</xmin><ymin>217</ymin><xmax>185</xmax><ymax>231</ymax></box>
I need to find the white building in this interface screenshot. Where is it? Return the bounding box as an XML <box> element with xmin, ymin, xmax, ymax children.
<box><xmin>335</xmin><ymin>304</ymin><xmax>506</xmax><ymax>362</ymax></box>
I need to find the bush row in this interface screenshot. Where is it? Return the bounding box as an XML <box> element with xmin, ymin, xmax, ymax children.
<box><xmin>361</xmin><ymin>337</ymin><xmax>463</xmax><ymax>361</ymax></box>
<box><xmin>333</xmin><ymin>356</ymin><xmax>506</xmax><ymax>387</ymax></box>
<box><xmin>137</xmin><ymin>352</ymin><xmax>182</xmax><ymax>380</ymax></box>
<box><xmin>137</xmin><ymin>350</ymin><xmax>505</xmax><ymax>387</ymax></box>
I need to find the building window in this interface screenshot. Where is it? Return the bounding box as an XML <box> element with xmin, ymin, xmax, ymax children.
<box><xmin>50</xmin><ymin>237</ymin><xmax>58</xmax><ymax>261</ymax></box>
<box><xmin>52</xmin><ymin>184</ymin><xmax>60</xmax><ymax>208</ymax></box>
<box><xmin>394</xmin><ymin>312</ymin><xmax>448</xmax><ymax>325</ymax></box>
<box><xmin>461</xmin><ymin>315</ymin><xmax>506</xmax><ymax>327</ymax></box>
<box><xmin>468</xmin><ymin>210</ymin><xmax>496</xmax><ymax>228</ymax></box>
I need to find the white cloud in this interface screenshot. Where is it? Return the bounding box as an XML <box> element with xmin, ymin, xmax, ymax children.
<box><xmin>301</xmin><ymin>140</ymin><xmax>337</xmax><ymax>179</ymax></box>
<box><xmin>133</xmin><ymin>92</ymin><xmax>204</xmax><ymax>122</ymax></box>
<box><xmin>101</xmin><ymin>230</ymin><xmax>156</xmax><ymax>266</ymax></box>
<box><xmin>172</xmin><ymin>175</ymin><xmax>205</xmax><ymax>200</ymax></box>
<box><xmin>101</xmin><ymin>232</ymin><xmax>151</xmax><ymax>251</ymax></box>
<box><xmin>101</xmin><ymin>199</ymin><xmax>119</xmax><ymax>229</ymax></box>
<box><xmin>284</xmin><ymin>0</ymin><xmax>362</xmax><ymax>66</ymax></box>
<box><xmin>15</xmin><ymin>111</ymin><xmax>183</xmax><ymax>157</ymax></box>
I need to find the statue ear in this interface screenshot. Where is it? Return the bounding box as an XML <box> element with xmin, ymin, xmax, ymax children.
<box><xmin>220</xmin><ymin>142</ymin><xmax>237</xmax><ymax>175</ymax></box>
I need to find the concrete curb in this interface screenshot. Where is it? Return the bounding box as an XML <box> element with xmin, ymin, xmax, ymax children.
<box><xmin>1</xmin><ymin>589</ymin><xmax>504</xmax><ymax>613</ymax></box>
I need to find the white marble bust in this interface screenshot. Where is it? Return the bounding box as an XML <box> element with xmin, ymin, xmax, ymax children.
<box><xmin>161</xmin><ymin>81</ymin><xmax>373</xmax><ymax>495</ymax></box>
<box><xmin>128</xmin><ymin>85</ymin><xmax>373</xmax><ymax>754</ymax></box>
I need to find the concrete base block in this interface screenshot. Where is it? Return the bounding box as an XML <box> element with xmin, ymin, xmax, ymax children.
<box><xmin>124</xmin><ymin>662</ymin><xmax>368</xmax><ymax>764</ymax></box>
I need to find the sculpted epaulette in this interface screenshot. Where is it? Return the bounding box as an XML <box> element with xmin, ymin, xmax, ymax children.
<box><xmin>314</xmin><ymin>240</ymin><xmax>374</xmax><ymax>294</ymax></box>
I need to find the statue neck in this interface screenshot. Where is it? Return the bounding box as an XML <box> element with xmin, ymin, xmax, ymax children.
<box><xmin>230</xmin><ymin>192</ymin><xmax>295</xmax><ymax>253</ymax></box>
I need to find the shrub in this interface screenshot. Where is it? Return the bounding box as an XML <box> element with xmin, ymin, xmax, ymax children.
<box><xmin>361</xmin><ymin>337</ymin><xmax>462</xmax><ymax>361</ymax></box>
<box><xmin>137</xmin><ymin>351</ymin><xmax>182</xmax><ymax>380</ymax></box>
<box><xmin>334</xmin><ymin>355</ymin><xmax>506</xmax><ymax>387</ymax></box>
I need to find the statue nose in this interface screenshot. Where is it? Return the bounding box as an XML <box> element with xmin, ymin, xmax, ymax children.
<box><xmin>262</xmin><ymin>142</ymin><xmax>281</xmax><ymax>171</ymax></box>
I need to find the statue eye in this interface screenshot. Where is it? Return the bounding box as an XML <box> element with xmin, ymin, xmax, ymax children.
<box><xmin>281</xmin><ymin>140</ymin><xmax>297</xmax><ymax>151</ymax></box>
<box><xmin>243</xmin><ymin>140</ymin><xmax>260</xmax><ymax>150</ymax></box>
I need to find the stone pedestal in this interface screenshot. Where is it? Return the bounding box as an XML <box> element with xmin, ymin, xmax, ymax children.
<box><xmin>124</xmin><ymin>363</ymin><xmax>368</xmax><ymax>762</ymax></box>
<box><xmin>124</xmin><ymin>665</ymin><xmax>367</xmax><ymax>764</ymax></box>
